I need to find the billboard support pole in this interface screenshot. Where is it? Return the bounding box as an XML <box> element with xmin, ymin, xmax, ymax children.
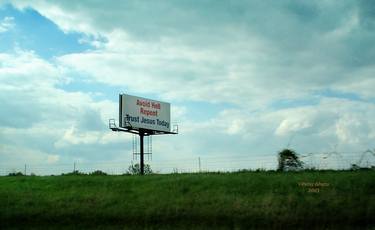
<box><xmin>140</xmin><ymin>131</ymin><xmax>144</xmax><ymax>175</ymax></box>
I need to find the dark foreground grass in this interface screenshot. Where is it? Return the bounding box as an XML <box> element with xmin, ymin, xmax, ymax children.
<box><xmin>0</xmin><ymin>170</ymin><xmax>374</xmax><ymax>229</ymax></box>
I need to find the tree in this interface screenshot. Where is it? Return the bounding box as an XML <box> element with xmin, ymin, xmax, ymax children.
<box><xmin>277</xmin><ymin>149</ymin><xmax>303</xmax><ymax>171</ymax></box>
<box><xmin>128</xmin><ymin>163</ymin><xmax>153</xmax><ymax>175</ymax></box>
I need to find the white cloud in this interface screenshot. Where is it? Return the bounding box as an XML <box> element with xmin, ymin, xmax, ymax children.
<box><xmin>191</xmin><ymin>97</ymin><xmax>375</xmax><ymax>153</ymax></box>
<box><xmin>47</xmin><ymin>154</ymin><xmax>60</xmax><ymax>163</ymax></box>
<box><xmin>54</xmin><ymin>126</ymin><xmax>100</xmax><ymax>148</ymax></box>
<box><xmin>335</xmin><ymin>66</ymin><xmax>375</xmax><ymax>99</ymax></box>
<box><xmin>0</xmin><ymin>51</ymin><xmax>60</xmax><ymax>85</ymax></box>
<box><xmin>325</xmin><ymin>10</ymin><xmax>359</xmax><ymax>39</ymax></box>
<box><xmin>276</xmin><ymin>118</ymin><xmax>312</xmax><ymax>136</ymax></box>
<box><xmin>335</xmin><ymin>114</ymin><xmax>370</xmax><ymax>145</ymax></box>
<box><xmin>272</xmin><ymin>98</ymin><xmax>375</xmax><ymax>150</ymax></box>
<box><xmin>0</xmin><ymin>16</ymin><xmax>14</xmax><ymax>33</ymax></box>
<box><xmin>99</xmin><ymin>131</ymin><xmax>131</xmax><ymax>145</ymax></box>
<box><xmin>0</xmin><ymin>50</ymin><xmax>129</xmax><ymax>166</ymax></box>
<box><xmin>0</xmin><ymin>144</ymin><xmax>52</xmax><ymax>165</ymax></box>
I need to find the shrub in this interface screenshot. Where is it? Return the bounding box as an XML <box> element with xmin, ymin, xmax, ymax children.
<box><xmin>128</xmin><ymin>163</ymin><xmax>152</xmax><ymax>175</ymax></box>
<box><xmin>61</xmin><ymin>170</ymin><xmax>87</xmax><ymax>176</ymax></box>
<box><xmin>7</xmin><ymin>171</ymin><xmax>24</xmax><ymax>176</ymax></box>
<box><xmin>236</xmin><ymin>169</ymin><xmax>253</xmax><ymax>173</ymax></box>
<box><xmin>90</xmin><ymin>170</ymin><xmax>107</xmax><ymax>176</ymax></box>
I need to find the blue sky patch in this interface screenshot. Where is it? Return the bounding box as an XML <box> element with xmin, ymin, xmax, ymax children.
<box><xmin>316</xmin><ymin>89</ymin><xmax>375</xmax><ymax>104</ymax></box>
<box><xmin>316</xmin><ymin>89</ymin><xmax>362</xmax><ymax>101</ymax></box>
<box><xmin>0</xmin><ymin>4</ymin><xmax>92</xmax><ymax>59</ymax></box>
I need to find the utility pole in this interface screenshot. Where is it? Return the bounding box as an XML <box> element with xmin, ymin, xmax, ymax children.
<box><xmin>73</xmin><ymin>162</ymin><xmax>76</xmax><ymax>172</ymax></box>
<box><xmin>199</xmin><ymin>157</ymin><xmax>201</xmax><ymax>172</ymax></box>
<box><xmin>24</xmin><ymin>164</ymin><xmax>27</xmax><ymax>176</ymax></box>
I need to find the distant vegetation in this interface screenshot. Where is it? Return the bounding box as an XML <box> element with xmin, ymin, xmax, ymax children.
<box><xmin>0</xmin><ymin>170</ymin><xmax>374</xmax><ymax>229</ymax></box>
<box><xmin>4</xmin><ymin>148</ymin><xmax>374</xmax><ymax>177</ymax></box>
<box><xmin>60</xmin><ymin>170</ymin><xmax>108</xmax><ymax>176</ymax></box>
<box><xmin>6</xmin><ymin>171</ymin><xmax>24</xmax><ymax>176</ymax></box>
<box><xmin>89</xmin><ymin>170</ymin><xmax>108</xmax><ymax>176</ymax></box>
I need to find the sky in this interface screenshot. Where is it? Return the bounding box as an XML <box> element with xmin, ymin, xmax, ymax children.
<box><xmin>1</xmin><ymin>0</ymin><xmax>375</xmax><ymax>174</ymax></box>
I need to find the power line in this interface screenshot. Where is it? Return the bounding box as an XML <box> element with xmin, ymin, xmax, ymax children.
<box><xmin>1</xmin><ymin>150</ymin><xmax>374</xmax><ymax>176</ymax></box>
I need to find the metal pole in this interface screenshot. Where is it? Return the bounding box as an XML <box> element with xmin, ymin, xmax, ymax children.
<box><xmin>74</xmin><ymin>162</ymin><xmax>76</xmax><ymax>172</ymax></box>
<box><xmin>24</xmin><ymin>164</ymin><xmax>27</xmax><ymax>176</ymax></box>
<box><xmin>199</xmin><ymin>157</ymin><xmax>201</xmax><ymax>172</ymax></box>
<box><xmin>140</xmin><ymin>131</ymin><xmax>144</xmax><ymax>175</ymax></box>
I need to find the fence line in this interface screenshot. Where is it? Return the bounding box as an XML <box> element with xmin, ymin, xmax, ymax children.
<box><xmin>1</xmin><ymin>150</ymin><xmax>374</xmax><ymax>176</ymax></box>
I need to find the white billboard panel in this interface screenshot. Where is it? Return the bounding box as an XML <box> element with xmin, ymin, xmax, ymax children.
<box><xmin>119</xmin><ymin>94</ymin><xmax>170</xmax><ymax>132</ymax></box>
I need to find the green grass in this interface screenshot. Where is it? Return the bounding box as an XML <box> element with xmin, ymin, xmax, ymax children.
<box><xmin>0</xmin><ymin>170</ymin><xmax>374</xmax><ymax>229</ymax></box>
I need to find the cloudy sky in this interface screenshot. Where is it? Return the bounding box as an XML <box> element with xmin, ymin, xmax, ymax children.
<box><xmin>1</xmin><ymin>1</ymin><xmax>375</xmax><ymax>173</ymax></box>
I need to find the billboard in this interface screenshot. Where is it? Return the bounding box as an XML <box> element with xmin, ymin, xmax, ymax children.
<box><xmin>119</xmin><ymin>94</ymin><xmax>171</xmax><ymax>132</ymax></box>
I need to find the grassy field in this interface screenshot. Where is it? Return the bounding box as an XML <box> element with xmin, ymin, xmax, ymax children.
<box><xmin>0</xmin><ymin>170</ymin><xmax>374</xmax><ymax>229</ymax></box>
